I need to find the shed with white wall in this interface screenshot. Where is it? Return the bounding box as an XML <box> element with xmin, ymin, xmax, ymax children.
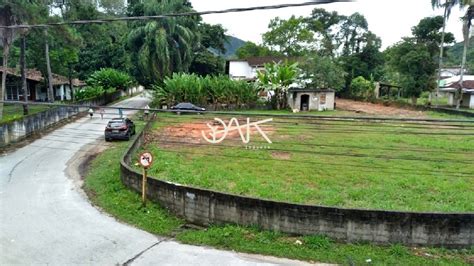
<box><xmin>288</xmin><ymin>88</ymin><xmax>335</xmax><ymax>111</ymax></box>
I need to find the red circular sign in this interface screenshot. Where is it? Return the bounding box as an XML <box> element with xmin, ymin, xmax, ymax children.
<box><xmin>139</xmin><ymin>152</ymin><xmax>153</xmax><ymax>168</ymax></box>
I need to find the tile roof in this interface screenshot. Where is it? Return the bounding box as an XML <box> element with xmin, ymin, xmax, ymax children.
<box><xmin>0</xmin><ymin>67</ymin><xmax>83</xmax><ymax>86</ymax></box>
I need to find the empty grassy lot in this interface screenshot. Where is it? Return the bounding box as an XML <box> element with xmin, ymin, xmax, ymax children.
<box><xmin>138</xmin><ymin>112</ymin><xmax>474</xmax><ymax>212</ymax></box>
<box><xmin>84</xmin><ymin>115</ymin><xmax>473</xmax><ymax>265</ymax></box>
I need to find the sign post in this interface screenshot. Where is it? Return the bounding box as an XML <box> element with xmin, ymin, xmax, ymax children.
<box><xmin>138</xmin><ymin>152</ymin><xmax>153</xmax><ymax>206</ymax></box>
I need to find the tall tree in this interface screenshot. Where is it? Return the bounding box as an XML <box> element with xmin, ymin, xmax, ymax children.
<box><xmin>457</xmin><ymin>4</ymin><xmax>473</xmax><ymax>109</ymax></box>
<box><xmin>301</xmin><ymin>55</ymin><xmax>346</xmax><ymax>91</ymax></box>
<box><xmin>0</xmin><ymin>4</ymin><xmax>16</xmax><ymax>119</ymax></box>
<box><xmin>44</xmin><ymin>29</ymin><xmax>54</xmax><ymax>102</ymax></box>
<box><xmin>387</xmin><ymin>16</ymin><xmax>455</xmax><ymax>105</ymax></box>
<box><xmin>0</xmin><ymin>0</ymin><xmax>43</xmax><ymax>119</ymax></box>
<box><xmin>127</xmin><ymin>0</ymin><xmax>198</xmax><ymax>85</ymax></box>
<box><xmin>189</xmin><ymin>22</ymin><xmax>227</xmax><ymax>76</ymax></box>
<box><xmin>431</xmin><ymin>0</ymin><xmax>468</xmax><ymax>105</ymax></box>
<box><xmin>20</xmin><ymin>34</ymin><xmax>28</xmax><ymax>114</ymax></box>
<box><xmin>235</xmin><ymin>41</ymin><xmax>280</xmax><ymax>59</ymax></box>
<box><xmin>306</xmin><ymin>8</ymin><xmax>345</xmax><ymax>56</ymax></box>
<box><xmin>263</xmin><ymin>15</ymin><xmax>314</xmax><ymax>56</ymax></box>
<box><xmin>387</xmin><ymin>39</ymin><xmax>437</xmax><ymax>104</ymax></box>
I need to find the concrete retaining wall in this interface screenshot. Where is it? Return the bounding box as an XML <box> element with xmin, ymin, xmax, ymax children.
<box><xmin>0</xmin><ymin>106</ymin><xmax>81</xmax><ymax>146</ymax></box>
<box><xmin>120</xmin><ymin>126</ymin><xmax>474</xmax><ymax>248</ymax></box>
<box><xmin>0</xmin><ymin>91</ymin><xmax>125</xmax><ymax>146</ymax></box>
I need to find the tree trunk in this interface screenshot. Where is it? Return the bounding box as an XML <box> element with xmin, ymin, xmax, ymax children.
<box><xmin>44</xmin><ymin>29</ymin><xmax>54</xmax><ymax>103</ymax></box>
<box><xmin>434</xmin><ymin>6</ymin><xmax>448</xmax><ymax>107</ymax></box>
<box><xmin>68</xmin><ymin>65</ymin><xmax>74</xmax><ymax>102</ymax></box>
<box><xmin>456</xmin><ymin>17</ymin><xmax>470</xmax><ymax>110</ymax></box>
<box><xmin>0</xmin><ymin>42</ymin><xmax>9</xmax><ymax>120</ymax></box>
<box><xmin>20</xmin><ymin>35</ymin><xmax>29</xmax><ymax>115</ymax></box>
<box><xmin>411</xmin><ymin>96</ymin><xmax>417</xmax><ymax>106</ymax></box>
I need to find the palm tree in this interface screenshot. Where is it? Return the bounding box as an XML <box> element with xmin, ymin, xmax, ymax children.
<box><xmin>127</xmin><ymin>0</ymin><xmax>198</xmax><ymax>85</ymax></box>
<box><xmin>431</xmin><ymin>0</ymin><xmax>460</xmax><ymax>106</ymax></box>
<box><xmin>457</xmin><ymin>4</ymin><xmax>473</xmax><ymax>109</ymax></box>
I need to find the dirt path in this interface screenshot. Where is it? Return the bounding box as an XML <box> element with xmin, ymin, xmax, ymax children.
<box><xmin>336</xmin><ymin>98</ymin><xmax>427</xmax><ymax>118</ymax></box>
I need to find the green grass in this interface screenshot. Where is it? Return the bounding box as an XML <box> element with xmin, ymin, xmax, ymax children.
<box><xmin>83</xmin><ymin>128</ymin><xmax>474</xmax><ymax>265</ymax></box>
<box><xmin>83</xmin><ymin>120</ymin><xmax>183</xmax><ymax>235</ymax></box>
<box><xmin>1</xmin><ymin>104</ymin><xmax>52</xmax><ymax>124</ymax></box>
<box><xmin>138</xmin><ymin>113</ymin><xmax>474</xmax><ymax>212</ymax></box>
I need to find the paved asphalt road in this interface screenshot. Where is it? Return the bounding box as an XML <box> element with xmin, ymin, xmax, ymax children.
<box><xmin>0</xmin><ymin>95</ymin><xmax>315</xmax><ymax>266</ymax></box>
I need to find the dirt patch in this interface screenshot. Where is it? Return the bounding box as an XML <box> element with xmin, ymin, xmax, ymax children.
<box><xmin>337</xmin><ymin>98</ymin><xmax>427</xmax><ymax>118</ymax></box>
<box><xmin>147</xmin><ymin>118</ymin><xmax>274</xmax><ymax>147</ymax></box>
<box><xmin>271</xmin><ymin>151</ymin><xmax>291</xmax><ymax>160</ymax></box>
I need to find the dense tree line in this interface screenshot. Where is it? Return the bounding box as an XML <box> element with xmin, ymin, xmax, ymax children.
<box><xmin>1</xmin><ymin>0</ymin><xmax>472</xmax><ymax>118</ymax></box>
<box><xmin>0</xmin><ymin>0</ymin><xmax>229</xmax><ymax>118</ymax></box>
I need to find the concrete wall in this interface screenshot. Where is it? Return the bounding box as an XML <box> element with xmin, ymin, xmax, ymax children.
<box><xmin>0</xmin><ymin>106</ymin><xmax>81</xmax><ymax>146</ymax></box>
<box><xmin>461</xmin><ymin>94</ymin><xmax>474</xmax><ymax>109</ymax></box>
<box><xmin>120</xmin><ymin>85</ymin><xmax>145</xmax><ymax>97</ymax></box>
<box><xmin>1</xmin><ymin>91</ymin><xmax>125</xmax><ymax>146</ymax></box>
<box><xmin>120</xmin><ymin>130</ymin><xmax>474</xmax><ymax>248</ymax></box>
<box><xmin>228</xmin><ymin>61</ymin><xmax>253</xmax><ymax>80</ymax></box>
<box><xmin>289</xmin><ymin>92</ymin><xmax>335</xmax><ymax>111</ymax></box>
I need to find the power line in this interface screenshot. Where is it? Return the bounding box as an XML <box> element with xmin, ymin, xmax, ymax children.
<box><xmin>0</xmin><ymin>0</ymin><xmax>351</xmax><ymax>29</ymax></box>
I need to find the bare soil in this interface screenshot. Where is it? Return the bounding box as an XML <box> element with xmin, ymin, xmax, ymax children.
<box><xmin>336</xmin><ymin>98</ymin><xmax>427</xmax><ymax>118</ymax></box>
<box><xmin>147</xmin><ymin>118</ymin><xmax>274</xmax><ymax>147</ymax></box>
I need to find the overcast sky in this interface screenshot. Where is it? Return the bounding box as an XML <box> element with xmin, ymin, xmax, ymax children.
<box><xmin>190</xmin><ymin>0</ymin><xmax>468</xmax><ymax>50</ymax></box>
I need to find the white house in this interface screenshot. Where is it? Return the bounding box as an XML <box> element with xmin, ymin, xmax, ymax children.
<box><xmin>226</xmin><ymin>56</ymin><xmax>298</xmax><ymax>80</ymax></box>
<box><xmin>440</xmin><ymin>78</ymin><xmax>474</xmax><ymax>109</ymax></box>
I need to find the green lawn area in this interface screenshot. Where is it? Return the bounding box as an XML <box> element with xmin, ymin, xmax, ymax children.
<box><xmin>1</xmin><ymin>104</ymin><xmax>52</xmax><ymax>124</ymax></box>
<box><xmin>83</xmin><ymin>120</ymin><xmax>474</xmax><ymax>265</ymax></box>
<box><xmin>138</xmin><ymin>113</ymin><xmax>474</xmax><ymax>212</ymax></box>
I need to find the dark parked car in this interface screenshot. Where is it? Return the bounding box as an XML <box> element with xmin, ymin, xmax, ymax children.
<box><xmin>104</xmin><ymin>118</ymin><xmax>136</xmax><ymax>141</ymax></box>
<box><xmin>170</xmin><ymin>102</ymin><xmax>206</xmax><ymax>114</ymax></box>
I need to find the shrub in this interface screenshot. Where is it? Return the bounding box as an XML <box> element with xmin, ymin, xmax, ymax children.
<box><xmin>87</xmin><ymin>68</ymin><xmax>133</xmax><ymax>91</ymax></box>
<box><xmin>152</xmin><ymin>73</ymin><xmax>259</xmax><ymax>109</ymax></box>
<box><xmin>350</xmin><ymin>76</ymin><xmax>375</xmax><ymax>100</ymax></box>
<box><xmin>75</xmin><ymin>86</ymin><xmax>116</xmax><ymax>101</ymax></box>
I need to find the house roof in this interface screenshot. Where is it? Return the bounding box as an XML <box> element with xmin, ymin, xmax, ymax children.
<box><xmin>245</xmin><ymin>56</ymin><xmax>300</xmax><ymax>66</ymax></box>
<box><xmin>288</xmin><ymin>88</ymin><xmax>335</xmax><ymax>93</ymax></box>
<box><xmin>0</xmin><ymin>67</ymin><xmax>83</xmax><ymax>86</ymax></box>
<box><xmin>442</xmin><ymin>80</ymin><xmax>474</xmax><ymax>90</ymax></box>
<box><xmin>72</xmin><ymin>78</ymin><xmax>86</xmax><ymax>87</ymax></box>
<box><xmin>228</xmin><ymin>56</ymin><xmax>301</xmax><ymax>67</ymax></box>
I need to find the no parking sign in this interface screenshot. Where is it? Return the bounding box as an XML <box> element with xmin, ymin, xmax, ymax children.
<box><xmin>138</xmin><ymin>152</ymin><xmax>153</xmax><ymax>206</ymax></box>
<box><xmin>139</xmin><ymin>152</ymin><xmax>153</xmax><ymax>168</ymax></box>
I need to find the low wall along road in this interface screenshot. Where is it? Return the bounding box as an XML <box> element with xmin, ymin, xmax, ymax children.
<box><xmin>120</xmin><ymin>121</ymin><xmax>473</xmax><ymax>248</ymax></box>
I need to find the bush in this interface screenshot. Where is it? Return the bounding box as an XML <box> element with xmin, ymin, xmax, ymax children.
<box><xmin>87</xmin><ymin>68</ymin><xmax>133</xmax><ymax>91</ymax></box>
<box><xmin>152</xmin><ymin>73</ymin><xmax>259</xmax><ymax>109</ymax></box>
<box><xmin>349</xmin><ymin>76</ymin><xmax>375</xmax><ymax>100</ymax></box>
<box><xmin>75</xmin><ymin>86</ymin><xmax>116</xmax><ymax>101</ymax></box>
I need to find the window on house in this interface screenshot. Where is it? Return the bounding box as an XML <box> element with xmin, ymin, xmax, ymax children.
<box><xmin>6</xmin><ymin>84</ymin><xmax>19</xmax><ymax>100</ymax></box>
<box><xmin>320</xmin><ymin>93</ymin><xmax>326</xmax><ymax>105</ymax></box>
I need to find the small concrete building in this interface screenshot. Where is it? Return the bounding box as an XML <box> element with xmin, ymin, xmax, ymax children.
<box><xmin>288</xmin><ymin>88</ymin><xmax>335</xmax><ymax>111</ymax></box>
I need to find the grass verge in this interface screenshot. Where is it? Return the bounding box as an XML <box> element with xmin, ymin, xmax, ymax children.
<box><xmin>83</xmin><ymin>122</ymin><xmax>473</xmax><ymax>265</ymax></box>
